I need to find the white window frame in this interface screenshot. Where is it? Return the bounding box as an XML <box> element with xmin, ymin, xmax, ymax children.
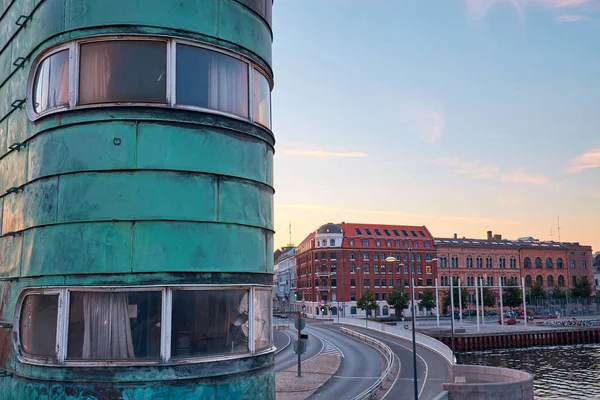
<box><xmin>27</xmin><ymin>35</ymin><xmax>273</xmax><ymax>132</ymax></box>
<box><xmin>14</xmin><ymin>284</ymin><xmax>273</xmax><ymax>367</ymax></box>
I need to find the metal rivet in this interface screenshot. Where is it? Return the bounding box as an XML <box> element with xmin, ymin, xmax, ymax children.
<box><xmin>113</xmin><ymin>137</ymin><xmax>121</xmax><ymax>146</ymax></box>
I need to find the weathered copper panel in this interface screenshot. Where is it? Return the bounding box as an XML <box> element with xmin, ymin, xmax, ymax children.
<box><xmin>219</xmin><ymin>179</ymin><xmax>273</xmax><ymax>229</ymax></box>
<box><xmin>131</xmin><ymin>221</ymin><xmax>269</xmax><ymax>274</ymax></box>
<box><xmin>137</xmin><ymin>123</ymin><xmax>273</xmax><ymax>185</ymax></box>
<box><xmin>57</xmin><ymin>171</ymin><xmax>217</xmax><ymax>223</ymax></box>
<box><xmin>2</xmin><ymin>177</ymin><xmax>58</xmax><ymax>233</ymax></box>
<box><xmin>21</xmin><ymin>222</ymin><xmax>132</xmax><ymax>276</ymax></box>
<box><xmin>0</xmin><ymin>235</ymin><xmax>22</xmax><ymax>278</ymax></box>
<box><xmin>27</xmin><ymin>122</ymin><xmax>137</xmax><ymax>180</ymax></box>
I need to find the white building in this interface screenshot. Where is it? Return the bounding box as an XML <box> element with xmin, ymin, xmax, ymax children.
<box><xmin>274</xmin><ymin>246</ymin><xmax>296</xmax><ymax>311</ymax></box>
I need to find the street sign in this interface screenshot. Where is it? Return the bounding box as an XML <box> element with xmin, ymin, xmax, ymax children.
<box><xmin>294</xmin><ymin>318</ymin><xmax>306</xmax><ymax>331</ymax></box>
<box><xmin>320</xmin><ymin>300</ymin><xmax>325</xmax><ymax>305</ymax></box>
<box><xmin>293</xmin><ymin>340</ymin><xmax>307</xmax><ymax>355</ymax></box>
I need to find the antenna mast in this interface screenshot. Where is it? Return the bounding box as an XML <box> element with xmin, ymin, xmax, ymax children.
<box><xmin>557</xmin><ymin>214</ymin><xmax>561</xmax><ymax>242</ymax></box>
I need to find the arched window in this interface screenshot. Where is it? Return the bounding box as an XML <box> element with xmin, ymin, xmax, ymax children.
<box><xmin>383</xmin><ymin>306</ymin><xmax>389</xmax><ymax>316</ymax></box>
<box><xmin>330</xmin><ymin>239</ymin><xmax>335</xmax><ymax>246</ymax></box>
<box><xmin>547</xmin><ymin>276</ymin><xmax>554</xmax><ymax>287</ymax></box>
<box><xmin>524</xmin><ymin>257</ymin><xmax>531</xmax><ymax>269</ymax></box>
<box><xmin>536</xmin><ymin>275</ymin><xmax>543</xmax><ymax>286</ymax></box>
<box><xmin>351</xmin><ymin>306</ymin><xmax>357</xmax><ymax>315</ymax></box>
<box><xmin>558</xmin><ymin>275</ymin><xmax>565</xmax><ymax>287</ymax></box>
<box><xmin>322</xmin><ymin>239</ymin><xmax>326</xmax><ymax>246</ymax></box>
<box><xmin>546</xmin><ymin>258</ymin><xmax>553</xmax><ymax>269</ymax></box>
<box><xmin>525</xmin><ymin>275</ymin><xmax>533</xmax><ymax>287</ymax></box>
<box><xmin>535</xmin><ymin>258</ymin><xmax>542</xmax><ymax>269</ymax></box>
<box><xmin>557</xmin><ymin>258</ymin><xmax>564</xmax><ymax>269</ymax></box>
<box><xmin>32</xmin><ymin>49</ymin><xmax>70</xmax><ymax>114</ymax></box>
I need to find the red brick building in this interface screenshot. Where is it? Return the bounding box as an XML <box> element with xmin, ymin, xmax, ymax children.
<box><xmin>565</xmin><ymin>242</ymin><xmax>595</xmax><ymax>288</ymax></box>
<box><xmin>518</xmin><ymin>241</ymin><xmax>569</xmax><ymax>290</ymax></box>
<box><xmin>294</xmin><ymin>222</ymin><xmax>437</xmax><ymax>318</ymax></box>
<box><xmin>435</xmin><ymin>231</ymin><xmax>522</xmax><ymax>297</ymax></box>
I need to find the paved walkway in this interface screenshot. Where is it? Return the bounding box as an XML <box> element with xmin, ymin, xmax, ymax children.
<box><xmin>275</xmin><ymin>354</ymin><xmax>341</xmax><ymax>400</ymax></box>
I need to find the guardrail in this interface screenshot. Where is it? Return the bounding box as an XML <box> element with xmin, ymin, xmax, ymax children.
<box><xmin>340</xmin><ymin>327</ymin><xmax>395</xmax><ymax>400</ymax></box>
<box><xmin>337</xmin><ymin>318</ymin><xmax>455</xmax><ymax>366</ymax></box>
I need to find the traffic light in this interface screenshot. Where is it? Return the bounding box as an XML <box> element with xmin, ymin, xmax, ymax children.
<box><xmin>302</xmin><ymin>305</ymin><xmax>306</xmax><ymax>311</ymax></box>
<box><xmin>294</xmin><ymin>293</ymin><xmax>297</xmax><ymax>300</ymax></box>
<box><xmin>321</xmin><ymin>306</ymin><xmax>325</xmax><ymax>314</ymax></box>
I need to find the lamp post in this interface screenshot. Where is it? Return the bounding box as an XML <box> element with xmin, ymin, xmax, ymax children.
<box><xmin>429</xmin><ymin>258</ymin><xmax>439</xmax><ymax>327</ymax></box>
<box><xmin>387</xmin><ymin>248</ymin><xmax>419</xmax><ymax>400</ymax></box>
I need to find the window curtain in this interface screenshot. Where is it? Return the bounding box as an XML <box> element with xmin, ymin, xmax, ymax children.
<box><xmin>79</xmin><ymin>44</ymin><xmax>112</xmax><ymax>104</ymax></box>
<box><xmin>208</xmin><ymin>58</ymin><xmax>248</xmax><ymax>117</ymax></box>
<box><xmin>82</xmin><ymin>292</ymin><xmax>134</xmax><ymax>359</ymax></box>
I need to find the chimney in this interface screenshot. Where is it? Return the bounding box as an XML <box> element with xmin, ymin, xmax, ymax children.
<box><xmin>494</xmin><ymin>234</ymin><xmax>502</xmax><ymax>240</ymax></box>
<box><xmin>487</xmin><ymin>231</ymin><xmax>492</xmax><ymax>240</ymax></box>
<box><xmin>453</xmin><ymin>233</ymin><xmax>457</xmax><ymax>239</ymax></box>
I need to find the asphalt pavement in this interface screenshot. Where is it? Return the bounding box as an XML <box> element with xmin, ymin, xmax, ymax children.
<box><xmin>275</xmin><ymin>327</ymin><xmax>325</xmax><ymax>372</ymax></box>
<box><xmin>305</xmin><ymin>323</ymin><xmax>386</xmax><ymax>399</ymax></box>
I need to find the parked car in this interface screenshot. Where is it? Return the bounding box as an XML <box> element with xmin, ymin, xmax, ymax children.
<box><xmin>498</xmin><ymin>318</ymin><xmax>518</xmax><ymax>325</ymax></box>
<box><xmin>462</xmin><ymin>310</ymin><xmax>478</xmax><ymax>318</ymax></box>
<box><xmin>485</xmin><ymin>310</ymin><xmax>497</xmax><ymax>317</ymax></box>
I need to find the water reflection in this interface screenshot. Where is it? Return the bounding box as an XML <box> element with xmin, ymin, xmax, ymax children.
<box><xmin>458</xmin><ymin>344</ymin><xmax>600</xmax><ymax>399</ymax></box>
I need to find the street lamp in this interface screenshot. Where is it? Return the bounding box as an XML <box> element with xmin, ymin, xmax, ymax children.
<box><xmin>386</xmin><ymin>249</ymin><xmax>419</xmax><ymax>400</ymax></box>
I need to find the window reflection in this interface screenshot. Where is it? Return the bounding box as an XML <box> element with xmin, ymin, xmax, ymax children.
<box><xmin>67</xmin><ymin>291</ymin><xmax>162</xmax><ymax>360</ymax></box>
<box><xmin>79</xmin><ymin>41</ymin><xmax>167</xmax><ymax>105</ymax></box>
<box><xmin>176</xmin><ymin>44</ymin><xmax>249</xmax><ymax>118</ymax></box>
<box><xmin>20</xmin><ymin>294</ymin><xmax>58</xmax><ymax>359</ymax></box>
<box><xmin>254</xmin><ymin>289</ymin><xmax>271</xmax><ymax>351</ymax></box>
<box><xmin>33</xmin><ymin>50</ymin><xmax>69</xmax><ymax>114</ymax></box>
<box><xmin>171</xmin><ymin>289</ymin><xmax>249</xmax><ymax>357</ymax></box>
<box><xmin>254</xmin><ymin>70</ymin><xmax>271</xmax><ymax>128</ymax></box>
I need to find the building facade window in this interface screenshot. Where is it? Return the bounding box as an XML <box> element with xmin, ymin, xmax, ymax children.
<box><xmin>17</xmin><ymin>286</ymin><xmax>271</xmax><ymax>365</ymax></box>
<box><xmin>525</xmin><ymin>275</ymin><xmax>533</xmax><ymax>287</ymax></box>
<box><xmin>570</xmin><ymin>260</ymin><xmax>576</xmax><ymax>269</ymax></box>
<box><xmin>350</xmin><ymin>264</ymin><xmax>355</xmax><ymax>273</ymax></box>
<box><xmin>524</xmin><ymin>257</ymin><xmax>531</xmax><ymax>269</ymax></box>
<box><xmin>33</xmin><ymin>50</ymin><xmax>69</xmax><ymax>114</ymax></box>
<box><xmin>466</xmin><ymin>257</ymin><xmax>473</xmax><ymax>268</ymax></box>
<box><xmin>350</xmin><ymin>252</ymin><xmax>355</xmax><ymax>260</ymax></box>
<box><xmin>440</xmin><ymin>257</ymin><xmax>447</xmax><ymax>268</ymax></box>
<box><xmin>350</xmin><ymin>279</ymin><xmax>356</xmax><ymax>287</ymax></box>
<box><xmin>535</xmin><ymin>258</ymin><xmax>542</xmax><ymax>269</ymax></box>
<box><xmin>536</xmin><ymin>275</ymin><xmax>543</xmax><ymax>286</ymax></box>
<box><xmin>546</xmin><ymin>258</ymin><xmax>553</xmax><ymax>269</ymax></box>
<box><xmin>476</xmin><ymin>258</ymin><xmax>483</xmax><ymax>269</ymax></box>
<box><xmin>330</xmin><ymin>252</ymin><xmax>336</xmax><ymax>260</ymax></box>
<box><xmin>349</xmin><ymin>239</ymin><xmax>355</xmax><ymax>246</ymax></box>
<box><xmin>558</xmin><ymin>275</ymin><xmax>565</xmax><ymax>286</ymax></box>
<box><xmin>376</xmin><ymin>239</ymin><xmax>381</xmax><ymax>247</ymax></box>
<box><xmin>362</xmin><ymin>239</ymin><xmax>369</xmax><ymax>247</ymax></box>
<box><xmin>364</xmin><ymin>279</ymin><xmax>371</xmax><ymax>287</ymax></box>
<box><xmin>547</xmin><ymin>276</ymin><xmax>554</xmax><ymax>287</ymax></box>
<box><xmin>364</xmin><ymin>265</ymin><xmax>370</xmax><ymax>273</ymax></box>
<box><xmin>557</xmin><ymin>258</ymin><xmax>563</xmax><ymax>269</ymax></box>
<box><xmin>363</xmin><ymin>253</ymin><xmax>369</xmax><ymax>261</ymax></box>
<box><xmin>582</xmin><ymin>261</ymin><xmax>587</xmax><ymax>269</ymax></box>
<box><xmin>510</xmin><ymin>258</ymin><xmax>517</xmax><ymax>269</ymax></box>
<box><xmin>486</xmin><ymin>257</ymin><xmax>492</xmax><ymax>268</ymax></box>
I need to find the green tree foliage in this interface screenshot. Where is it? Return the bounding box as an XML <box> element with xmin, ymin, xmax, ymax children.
<box><xmin>442</xmin><ymin>287</ymin><xmax>469</xmax><ymax>311</ymax></box>
<box><xmin>551</xmin><ymin>285</ymin><xmax>565</xmax><ymax>299</ymax></box>
<box><xmin>356</xmin><ymin>289</ymin><xmax>378</xmax><ymax>316</ymax></box>
<box><xmin>528</xmin><ymin>282</ymin><xmax>547</xmax><ymax>300</ymax></box>
<box><xmin>387</xmin><ymin>287</ymin><xmax>409</xmax><ymax>317</ymax></box>
<box><xmin>503</xmin><ymin>278</ymin><xmax>522</xmax><ymax>309</ymax></box>
<box><xmin>482</xmin><ymin>287</ymin><xmax>497</xmax><ymax>309</ymax></box>
<box><xmin>571</xmin><ymin>277</ymin><xmax>592</xmax><ymax>299</ymax></box>
<box><xmin>420</xmin><ymin>289</ymin><xmax>436</xmax><ymax>313</ymax></box>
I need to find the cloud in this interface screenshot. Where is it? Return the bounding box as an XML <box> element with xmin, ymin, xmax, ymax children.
<box><xmin>281</xmin><ymin>150</ymin><xmax>367</xmax><ymax>158</ymax></box>
<box><xmin>438</xmin><ymin>157</ymin><xmax>500</xmax><ymax>179</ymax></box>
<box><xmin>567</xmin><ymin>147</ymin><xmax>600</xmax><ymax>172</ymax></box>
<box><xmin>555</xmin><ymin>13</ymin><xmax>590</xmax><ymax>20</ymax></box>
<box><xmin>501</xmin><ymin>171</ymin><xmax>549</xmax><ymax>184</ymax></box>
<box><xmin>464</xmin><ymin>0</ymin><xmax>594</xmax><ymax>20</ymax></box>
<box><xmin>439</xmin><ymin>156</ymin><xmax>548</xmax><ymax>184</ymax></box>
<box><xmin>400</xmin><ymin>104</ymin><xmax>445</xmax><ymax>144</ymax></box>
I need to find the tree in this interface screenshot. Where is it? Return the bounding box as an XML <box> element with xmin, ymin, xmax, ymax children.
<box><xmin>551</xmin><ymin>285</ymin><xmax>565</xmax><ymax>299</ymax></box>
<box><xmin>356</xmin><ymin>289</ymin><xmax>378</xmax><ymax>317</ymax></box>
<box><xmin>571</xmin><ymin>277</ymin><xmax>592</xmax><ymax>299</ymax></box>
<box><xmin>387</xmin><ymin>287</ymin><xmax>409</xmax><ymax>317</ymax></box>
<box><xmin>420</xmin><ymin>289</ymin><xmax>436</xmax><ymax>315</ymax></box>
<box><xmin>442</xmin><ymin>287</ymin><xmax>469</xmax><ymax>311</ymax></box>
<box><xmin>528</xmin><ymin>282</ymin><xmax>547</xmax><ymax>301</ymax></box>
<box><xmin>482</xmin><ymin>287</ymin><xmax>497</xmax><ymax>309</ymax></box>
<box><xmin>503</xmin><ymin>278</ymin><xmax>522</xmax><ymax>310</ymax></box>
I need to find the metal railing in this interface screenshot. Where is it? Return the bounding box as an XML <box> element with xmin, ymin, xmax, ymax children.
<box><xmin>340</xmin><ymin>327</ymin><xmax>395</xmax><ymax>400</ymax></box>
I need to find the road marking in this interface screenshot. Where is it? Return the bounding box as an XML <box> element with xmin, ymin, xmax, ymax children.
<box><xmin>381</xmin><ymin>351</ymin><xmax>401</xmax><ymax>400</ymax></box>
<box><xmin>275</xmin><ymin>330</ymin><xmax>292</xmax><ymax>355</ymax></box>
<box><xmin>303</xmin><ymin>328</ymin><xmax>325</xmax><ymax>362</ymax></box>
<box><xmin>332</xmin><ymin>376</ymin><xmax>381</xmax><ymax>379</ymax></box>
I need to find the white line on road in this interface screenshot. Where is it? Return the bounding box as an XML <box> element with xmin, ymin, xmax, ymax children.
<box><xmin>275</xmin><ymin>330</ymin><xmax>292</xmax><ymax>355</ymax></box>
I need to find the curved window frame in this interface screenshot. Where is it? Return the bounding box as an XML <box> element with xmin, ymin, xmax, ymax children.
<box><xmin>27</xmin><ymin>35</ymin><xmax>273</xmax><ymax>131</ymax></box>
<box><xmin>14</xmin><ymin>285</ymin><xmax>273</xmax><ymax>367</ymax></box>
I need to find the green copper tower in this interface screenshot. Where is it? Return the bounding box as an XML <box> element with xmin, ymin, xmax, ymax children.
<box><xmin>0</xmin><ymin>0</ymin><xmax>275</xmax><ymax>398</ymax></box>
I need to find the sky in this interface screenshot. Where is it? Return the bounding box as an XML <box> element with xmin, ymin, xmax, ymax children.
<box><xmin>270</xmin><ymin>0</ymin><xmax>600</xmax><ymax>251</ymax></box>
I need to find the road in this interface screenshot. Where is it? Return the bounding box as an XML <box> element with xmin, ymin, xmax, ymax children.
<box><xmin>309</xmin><ymin>323</ymin><xmax>451</xmax><ymax>400</ymax></box>
<box><xmin>305</xmin><ymin>323</ymin><xmax>386</xmax><ymax>400</ymax></box>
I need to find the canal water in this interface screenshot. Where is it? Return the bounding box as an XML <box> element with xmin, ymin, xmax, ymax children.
<box><xmin>458</xmin><ymin>344</ymin><xmax>600</xmax><ymax>399</ymax></box>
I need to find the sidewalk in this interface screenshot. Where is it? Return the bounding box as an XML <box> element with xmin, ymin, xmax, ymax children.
<box><xmin>275</xmin><ymin>354</ymin><xmax>341</xmax><ymax>400</ymax></box>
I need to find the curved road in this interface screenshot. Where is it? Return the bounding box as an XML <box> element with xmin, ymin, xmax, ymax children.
<box><xmin>305</xmin><ymin>323</ymin><xmax>385</xmax><ymax>399</ymax></box>
<box><xmin>310</xmin><ymin>323</ymin><xmax>451</xmax><ymax>400</ymax></box>
<box><xmin>274</xmin><ymin>327</ymin><xmax>324</xmax><ymax>372</ymax></box>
